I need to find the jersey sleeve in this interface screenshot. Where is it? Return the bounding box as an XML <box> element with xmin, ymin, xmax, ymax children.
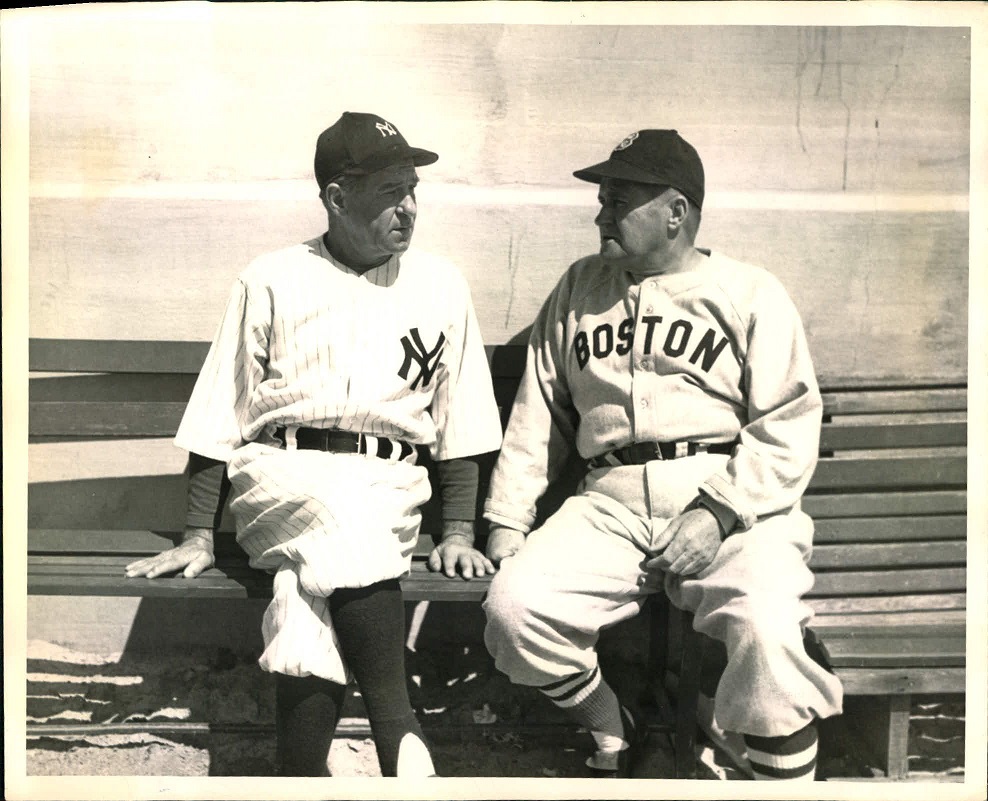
<box><xmin>429</xmin><ymin>283</ymin><xmax>502</xmax><ymax>461</ymax></box>
<box><xmin>698</xmin><ymin>281</ymin><xmax>822</xmax><ymax>529</ymax></box>
<box><xmin>484</xmin><ymin>277</ymin><xmax>580</xmax><ymax>534</ymax></box>
<box><xmin>174</xmin><ymin>278</ymin><xmax>270</xmax><ymax>462</ymax></box>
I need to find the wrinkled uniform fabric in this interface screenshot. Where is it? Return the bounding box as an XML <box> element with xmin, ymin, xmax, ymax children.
<box><xmin>483</xmin><ymin>250</ymin><xmax>843</xmax><ymax>737</ymax></box>
<box><xmin>176</xmin><ymin>238</ymin><xmax>502</xmax><ymax>683</ymax></box>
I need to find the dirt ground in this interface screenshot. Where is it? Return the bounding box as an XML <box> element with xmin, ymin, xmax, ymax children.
<box><xmin>26</xmin><ymin>637</ymin><xmax>966</xmax><ymax>781</ymax></box>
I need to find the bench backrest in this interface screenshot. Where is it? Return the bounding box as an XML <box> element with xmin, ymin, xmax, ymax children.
<box><xmin>29</xmin><ymin>339</ymin><xmax>968</xmax><ymax>603</ymax></box>
<box><xmin>803</xmin><ymin>386</ymin><xmax>967</xmax><ymax>627</ymax></box>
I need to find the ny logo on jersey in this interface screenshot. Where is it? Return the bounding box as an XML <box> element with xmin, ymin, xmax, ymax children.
<box><xmin>376</xmin><ymin>121</ymin><xmax>398</xmax><ymax>138</ymax></box>
<box><xmin>398</xmin><ymin>328</ymin><xmax>446</xmax><ymax>390</ymax></box>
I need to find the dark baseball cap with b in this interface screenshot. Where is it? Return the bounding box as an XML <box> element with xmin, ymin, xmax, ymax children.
<box><xmin>314</xmin><ymin>112</ymin><xmax>439</xmax><ymax>190</ymax></box>
<box><xmin>573</xmin><ymin>129</ymin><xmax>705</xmax><ymax>209</ymax></box>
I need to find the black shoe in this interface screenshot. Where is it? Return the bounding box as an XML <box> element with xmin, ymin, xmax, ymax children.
<box><xmin>586</xmin><ymin>705</ymin><xmax>645</xmax><ymax>778</ymax></box>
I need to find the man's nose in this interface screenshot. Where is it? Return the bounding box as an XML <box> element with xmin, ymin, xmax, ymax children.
<box><xmin>398</xmin><ymin>193</ymin><xmax>416</xmax><ymax>218</ymax></box>
<box><xmin>594</xmin><ymin>206</ymin><xmax>611</xmax><ymax>226</ymax></box>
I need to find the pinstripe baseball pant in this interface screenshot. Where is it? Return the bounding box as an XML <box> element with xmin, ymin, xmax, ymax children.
<box><xmin>226</xmin><ymin>441</ymin><xmax>431</xmax><ymax>684</ymax></box>
<box><xmin>483</xmin><ymin>456</ymin><xmax>844</xmax><ymax>738</ymax></box>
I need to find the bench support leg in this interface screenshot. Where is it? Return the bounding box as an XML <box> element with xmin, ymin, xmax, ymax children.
<box><xmin>886</xmin><ymin>694</ymin><xmax>911</xmax><ymax>779</ymax></box>
<box><xmin>674</xmin><ymin>608</ymin><xmax>701</xmax><ymax>779</ymax></box>
<box><xmin>645</xmin><ymin>595</ymin><xmax>674</xmax><ymax>725</ymax></box>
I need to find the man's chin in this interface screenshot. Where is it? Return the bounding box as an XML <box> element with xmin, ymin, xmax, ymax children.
<box><xmin>599</xmin><ymin>242</ymin><xmax>630</xmax><ymax>265</ymax></box>
<box><xmin>393</xmin><ymin>228</ymin><xmax>415</xmax><ymax>245</ymax></box>
<box><xmin>385</xmin><ymin>238</ymin><xmax>412</xmax><ymax>255</ymax></box>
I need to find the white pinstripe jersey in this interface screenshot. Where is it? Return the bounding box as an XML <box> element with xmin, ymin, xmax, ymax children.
<box><xmin>175</xmin><ymin>236</ymin><xmax>503</xmax><ymax>464</ymax></box>
<box><xmin>485</xmin><ymin>249</ymin><xmax>822</xmax><ymax>534</ymax></box>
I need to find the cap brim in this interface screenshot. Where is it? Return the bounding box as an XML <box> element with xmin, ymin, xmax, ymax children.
<box><xmin>573</xmin><ymin>158</ymin><xmax>667</xmax><ymax>185</ymax></box>
<box><xmin>408</xmin><ymin>147</ymin><xmax>439</xmax><ymax>167</ymax></box>
<box><xmin>354</xmin><ymin>145</ymin><xmax>438</xmax><ymax>175</ymax></box>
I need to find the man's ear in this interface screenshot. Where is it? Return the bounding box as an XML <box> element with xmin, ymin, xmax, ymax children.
<box><xmin>667</xmin><ymin>193</ymin><xmax>691</xmax><ymax>231</ymax></box>
<box><xmin>322</xmin><ymin>182</ymin><xmax>346</xmax><ymax>215</ymax></box>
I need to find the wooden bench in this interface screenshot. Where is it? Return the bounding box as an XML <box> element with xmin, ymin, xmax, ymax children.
<box><xmin>26</xmin><ymin>339</ymin><xmax>528</xmax><ymax>598</ymax></box>
<box><xmin>27</xmin><ymin>338</ymin><xmax>967</xmax><ymax>779</ymax></box>
<box><xmin>26</xmin><ymin>338</ymin><xmax>681</xmax><ymax>766</ymax></box>
<box><xmin>667</xmin><ymin>382</ymin><xmax>967</xmax><ymax>779</ymax></box>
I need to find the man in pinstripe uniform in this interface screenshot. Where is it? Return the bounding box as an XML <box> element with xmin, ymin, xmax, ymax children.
<box><xmin>126</xmin><ymin>112</ymin><xmax>503</xmax><ymax>777</ymax></box>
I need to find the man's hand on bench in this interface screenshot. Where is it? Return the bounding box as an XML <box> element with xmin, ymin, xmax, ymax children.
<box><xmin>125</xmin><ymin>527</ymin><xmax>216</xmax><ymax>579</ymax></box>
<box><xmin>485</xmin><ymin>526</ymin><xmax>525</xmax><ymax>566</ymax></box>
<box><xmin>427</xmin><ymin>523</ymin><xmax>496</xmax><ymax>580</ymax></box>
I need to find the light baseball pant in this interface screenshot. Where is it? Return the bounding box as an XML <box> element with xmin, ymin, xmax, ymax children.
<box><xmin>227</xmin><ymin>442</ymin><xmax>432</xmax><ymax>685</ymax></box>
<box><xmin>483</xmin><ymin>455</ymin><xmax>844</xmax><ymax>738</ymax></box>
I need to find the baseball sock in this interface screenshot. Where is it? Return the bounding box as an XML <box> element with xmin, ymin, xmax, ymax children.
<box><xmin>744</xmin><ymin>721</ymin><xmax>818</xmax><ymax>781</ymax></box>
<box><xmin>539</xmin><ymin>667</ymin><xmax>629</xmax><ymax>762</ymax></box>
<box><xmin>275</xmin><ymin>672</ymin><xmax>347</xmax><ymax>776</ymax></box>
<box><xmin>330</xmin><ymin>579</ymin><xmax>435</xmax><ymax>777</ymax></box>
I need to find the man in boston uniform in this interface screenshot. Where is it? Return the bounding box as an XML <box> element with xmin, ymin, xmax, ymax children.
<box><xmin>125</xmin><ymin>112</ymin><xmax>503</xmax><ymax>778</ymax></box>
<box><xmin>481</xmin><ymin>130</ymin><xmax>843</xmax><ymax>779</ymax></box>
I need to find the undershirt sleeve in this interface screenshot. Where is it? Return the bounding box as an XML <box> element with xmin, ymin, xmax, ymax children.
<box><xmin>436</xmin><ymin>455</ymin><xmax>481</xmax><ymax>522</ymax></box>
<box><xmin>185</xmin><ymin>452</ymin><xmax>230</xmax><ymax>529</ymax></box>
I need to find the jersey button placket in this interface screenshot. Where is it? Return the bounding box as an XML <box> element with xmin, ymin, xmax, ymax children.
<box><xmin>631</xmin><ymin>283</ymin><xmax>650</xmax><ymax>438</ymax></box>
<box><xmin>633</xmin><ymin>280</ymin><xmax>661</xmax><ymax>439</ymax></box>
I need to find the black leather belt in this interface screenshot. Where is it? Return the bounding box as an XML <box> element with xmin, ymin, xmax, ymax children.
<box><xmin>588</xmin><ymin>438</ymin><xmax>739</xmax><ymax>469</ymax></box>
<box><xmin>273</xmin><ymin>426</ymin><xmax>415</xmax><ymax>461</ymax></box>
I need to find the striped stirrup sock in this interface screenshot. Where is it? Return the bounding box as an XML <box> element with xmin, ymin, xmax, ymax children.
<box><xmin>744</xmin><ymin>721</ymin><xmax>818</xmax><ymax>781</ymax></box>
<box><xmin>538</xmin><ymin>667</ymin><xmax>625</xmax><ymax>741</ymax></box>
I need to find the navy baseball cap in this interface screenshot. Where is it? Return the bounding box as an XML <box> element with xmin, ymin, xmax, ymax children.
<box><xmin>573</xmin><ymin>129</ymin><xmax>705</xmax><ymax>209</ymax></box>
<box><xmin>314</xmin><ymin>112</ymin><xmax>439</xmax><ymax>190</ymax></box>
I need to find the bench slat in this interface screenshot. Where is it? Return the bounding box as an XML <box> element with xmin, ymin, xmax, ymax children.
<box><xmin>26</xmin><ymin>558</ymin><xmax>484</xmax><ymax>601</ymax></box>
<box><xmin>29</xmin><ymin>401</ymin><xmax>188</xmax><ymax>438</ymax></box>
<box><xmin>831</xmin><ymin>667</ymin><xmax>967</xmax><ymax>695</ymax></box>
<box><xmin>807</xmin><ymin>593</ymin><xmax>966</xmax><ymax>615</ymax></box>
<box><xmin>29</xmin><ymin>555</ymin><xmax>256</xmax><ymax>573</ymax></box>
<box><xmin>30</xmin><ymin>339</ymin><xmax>210</xmax><ymax>375</ymax></box>
<box><xmin>816</xmin><ymin>631</ymin><xmax>966</xmax><ymax>668</ymax></box>
<box><xmin>813</xmin><ymin>516</ymin><xmax>966</xmax><ymax>543</ymax></box>
<box><xmin>819</xmin><ymin>388</ymin><xmax>967</xmax><ymax>415</ymax></box>
<box><xmin>809</xmin><ymin>455</ymin><xmax>966</xmax><ymax>490</ymax></box>
<box><xmin>809</xmin><ymin>542</ymin><xmax>965</xmax><ymax>570</ymax></box>
<box><xmin>807</xmin><ymin>609</ymin><xmax>966</xmax><ymax>630</ymax></box>
<box><xmin>27</xmin><ymin>573</ymin><xmax>266</xmax><ymax>599</ymax></box>
<box><xmin>818</xmin><ymin>421</ymin><xmax>966</xmax><ymax>451</ymax></box>
<box><xmin>29</xmin><ymin>373</ymin><xmax>197</xmax><ymax>403</ymax></box>
<box><xmin>30</xmin><ymin>529</ymin><xmax>189</xmax><ymax>554</ymax></box>
<box><xmin>28</xmin><ymin>529</ymin><xmax>440</xmax><ymax>558</ymax></box>
<box><xmin>803</xmin><ymin>491</ymin><xmax>966</xmax><ymax>518</ymax></box>
<box><xmin>400</xmin><ymin>567</ymin><xmax>492</xmax><ymax>601</ymax></box>
<box><xmin>807</xmin><ymin>568</ymin><xmax>966</xmax><ymax>597</ymax></box>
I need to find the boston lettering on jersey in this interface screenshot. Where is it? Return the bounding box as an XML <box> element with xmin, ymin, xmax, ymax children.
<box><xmin>573</xmin><ymin>315</ymin><xmax>729</xmax><ymax>372</ymax></box>
<box><xmin>398</xmin><ymin>328</ymin><xmax>447</xmax><ymax>389</ymax></box>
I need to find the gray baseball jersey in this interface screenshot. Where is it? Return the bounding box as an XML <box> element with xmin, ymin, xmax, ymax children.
<box><xmin>485</xmin><ymin>248</ymin><xmax>822</xmax><ymax>533</ymax></box>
